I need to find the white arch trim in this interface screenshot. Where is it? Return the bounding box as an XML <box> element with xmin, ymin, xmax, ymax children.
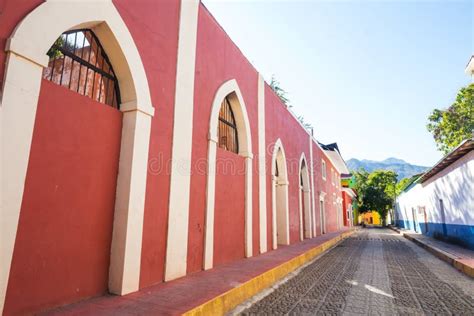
<box><xmin>0</xmin><ymin>0</ymin><xmax>154</xmax><ymax>312</ymax></box>
<box><xmin>319</xmin><ymin>191</ymin><xmax>327</xmax><ymax>234</ymax></box>
<box><xmin>308</xmin><ymin>135</ymin><xmax>317</xmax><ymax>237</ymax></box>
<box><xmin>208</xmin><ymin>79</ymin><xmax>253</xmax><ymax>155</ymax></box>
<box><xmin>204</xmin><ymin>79</ymin><xmax>253</xmax><ymax>270</ymax></box>
<box><xmin>298</xmin><ymin>153</ymin><xmax>312</xmax><ymax>240</ymax></box>
<box><xmin>271</xmin><ymin>138</ymin><xmax>290</xmax><ymax>249</ymax></box>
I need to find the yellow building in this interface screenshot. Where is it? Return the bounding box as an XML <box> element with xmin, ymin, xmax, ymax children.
<box><xmin>359</xmin><ymin>211</ymin><xmax>381</xmax><ymax>226</ymax></box>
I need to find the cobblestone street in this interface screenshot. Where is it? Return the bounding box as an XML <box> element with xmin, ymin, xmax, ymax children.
<box><xmin>239</xmin><ymin>228</ymin><xmax>474</xmax><ymax>315</ymax></box>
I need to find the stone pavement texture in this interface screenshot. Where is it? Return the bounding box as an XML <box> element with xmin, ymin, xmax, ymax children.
<box><xmin>240</xmin><ymin>228</ymin><xmax>474</xmax><ymax>315</ymax></box>
<box><xmin>390</xmin><ymin>226</ymin><xmax>474</xmax><ymax>277</ymax></box>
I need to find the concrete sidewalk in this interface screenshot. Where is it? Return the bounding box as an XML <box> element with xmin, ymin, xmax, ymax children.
<box><xmin>41</xmin><ymin>228</ymin><xmax>356</xmax><ymax>316</ymax></box>
<box><xmin>389</xmin><ymin>225</ymin><xmax>474</xmax><ymax>278</ymax></box>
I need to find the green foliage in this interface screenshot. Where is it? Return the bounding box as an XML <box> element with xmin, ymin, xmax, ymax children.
<box><xmin>269</xmin><ymin>75</ymin><xmax>290</xmax><ymax>107</ymax></box>
<box><xmin>352</xmin><ymin>169</ymin><xmax>398</xmax><ymax>226</ymax></box>
<box><xmin>269</xmin><ymin>75</ymin><xmax>313</xmax><ymax>131</ymax></box>
<box><xmin>427</xmin><ymin>83</ymin><xmax>474</xmax><ymax>154</ymax></box>
<box><xmin>396</xmin><ymin>177</ymin><xmax>412</xmax><ymax>195</ymax></box>
<box><xmin>297</xmin><ymin>115</ymin><xmax>313</xmax><ymax>130</ymax></box>
<box><xmin>47</xmin><ymin>35</ymin><xmax>77</xmax><ymax>59</ymax></box>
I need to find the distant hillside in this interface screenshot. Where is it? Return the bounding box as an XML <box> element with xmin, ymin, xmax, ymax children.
<box><xmin>347</xmin><ymin>157</ymin><xmax>428</xmax><ymax>180</ymax></box>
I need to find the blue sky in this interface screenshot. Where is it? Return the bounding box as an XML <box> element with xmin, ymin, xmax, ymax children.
<box><xmin>202</xmin><ymin>0</ymin><xmax>473</xmax><ymax>167</ymax></box>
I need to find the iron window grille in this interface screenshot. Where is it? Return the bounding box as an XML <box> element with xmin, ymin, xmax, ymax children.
<box><xmin>42</xmin><ymin>29</ymin><xmax>121</xmax><ymax>109</ymax></box>
<box><xmin>218</xmin><ymin>96</ymin><xmax>239</xmax><ymax>154</ymax></box>
<box><xmin>300</xmin><ymin>160</ymin><xmax>305</xmax><ymax>186</ymax></box>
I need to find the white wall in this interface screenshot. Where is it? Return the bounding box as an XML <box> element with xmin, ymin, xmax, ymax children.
<box><xmin>396</xmin><ymin>150</ymin><xmax>474</xmax><ymax>229</ymax></box>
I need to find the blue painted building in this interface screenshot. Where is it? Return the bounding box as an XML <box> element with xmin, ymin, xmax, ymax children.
<box><xmin>395</xmin><ymin>139</ymin><xmax>474</xmax><ymax>249</ymax></box>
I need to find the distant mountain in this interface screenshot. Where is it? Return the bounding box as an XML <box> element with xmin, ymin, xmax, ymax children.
<box><xmin>346</xmin><ymin>157</ymin><xmax>429</xmax><ymax>180</ymax></box>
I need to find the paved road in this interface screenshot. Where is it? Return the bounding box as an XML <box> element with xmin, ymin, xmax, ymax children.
<box><xmin>239</xmin><ymin>228</ymin><xmax>474</xmax><ymax>315</ymax></box>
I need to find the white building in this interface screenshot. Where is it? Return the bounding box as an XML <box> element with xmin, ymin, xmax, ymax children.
<box><xmin>395</xmin><ymin>139</ymin><xmax>474</xmax><ymax>249</ymax></box>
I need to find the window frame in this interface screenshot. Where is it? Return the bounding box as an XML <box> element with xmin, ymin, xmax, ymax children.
<box><xmin>218</xmin><ymin>95</ymin><xmax>239</xmax><ymax>154</ymax></box>
<box><xmin>43</xmin><ymin>28</ymin><xmax>121</xmax><ymax>109</ymax></box>
<box><xmin>321</xmin><ymin>159</ymin><xmax>327</xmax><ymax>180</ymax></box>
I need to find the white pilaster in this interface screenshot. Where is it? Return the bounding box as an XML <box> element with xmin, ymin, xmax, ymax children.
<box><xmin>109</xmin><ymin>109</ymin><xmax>152</xmax><ymax>294</ymax></box>
<box><xmin>165</xmin><ymin>0</ymin><xmax>200</xmax><ymax>281</ymax></box>
<box><xmin>245</xmin><ymin>156</ymin><xmax>253</xmax><ymax>257</ymax></box>
<box><xmin>299</xmin><ymin>186</ymin><xmax>304</xmax><ymax>241</ymax></box>
<box><xmin>0</xmin><ymin>53</ymin><xmax>44</xmax><ymax>314</ymax></box>
<box><xmin>309</xmin><ymin>135</ymin><xmax>317</xmax><ymax>236</ymax></box>
<box><xmin>272</xmin><ymin>176</ymin><xmax>278</xmax><ymax>250</ymax></box>
<box><xmin>257</xmin><ymin>74</ymin><xmax>267</xmax><ymax>253</ymax></box>
<box><xmin>203</xmin><ymin>139</ymin><xmax>217</xmax><ymax>270</ymax></box>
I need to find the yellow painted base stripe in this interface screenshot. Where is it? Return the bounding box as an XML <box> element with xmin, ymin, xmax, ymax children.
<box><xmin>184</xmin><ymin>230</ymin><xmax>356</xmax><ymax>316</ymax></box>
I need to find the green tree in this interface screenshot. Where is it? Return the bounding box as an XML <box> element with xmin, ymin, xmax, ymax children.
<box><xmin>352</xmin><ymin>169</ymin><xmax>398</xmax><ymax>226</ymax></box>
<box><xmin>427</xmin><ymin>83</ymin><xmax>474</xmax><ymax>154</ymax></box>
<box><xmin>352</xmin><ymin>168</ymin><xmax>369</xmax><ymax>212</ymax></box>
<box><xmin>396</xmin><ymin>176</ymin><xmax>414</xmax><ymax>195</ymax></box>
<box><xmin>366</xmin><ymin>170</ymin><xmax>397</xmax><ymax>225</ymax></box>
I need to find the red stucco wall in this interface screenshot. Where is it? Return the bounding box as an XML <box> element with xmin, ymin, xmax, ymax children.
<box><xmin>1</xmin><ymin>0</ymin><xmax>350</xmax><ymax>313</ymax></box>
<box><xmin>265</xmin><ymin>86</ymin><xmax>312</xmax><ymax>245</ymax></box>
<box><xmin>311</xmin><ymin>142</ymin><xmax>342</xmax><ymax>234</ymax></box>
<box><xmin>342</xmin><ymin>191</ymin><xmax>352</xmax><ymax>227</ymax></box>
<box><xmin>213</xmin><ymin>149</ymin><xmax>246</xmax><ymax>266</ymax></box>
<box><xmin>4</xmin><ymin>80</ymin><xmax>122</xmax><ymax>315</ymax></box>
<box><xmin>187</xmin><ymin>6</ymin><xmax>260</xmax><ymax>273</ymax></box>
<box><xmin>112</xmin><ymin>0</ymin><xmax>181</xmax><ymax>289</ymax></box>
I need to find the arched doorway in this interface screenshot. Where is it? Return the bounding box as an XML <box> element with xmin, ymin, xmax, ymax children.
<box><xmin>299</xmin><ymin>155</ymin><xmax>312</xmax><ymax>240</ymax></box>
<box><xmin>271</xmin><ymin>139</ymin><xmax>290</xmax><ymax>249</ymax></box>
<box><xmin>1</xmin><ymin>2</ymin><xmax>154</xmax><ymax>313</ymax></box>
<box><xmin>319</xmin><ymin>192</ymin><xmax>327</xmax><ymax>234</ymax></box>
<box><xmin>204</xmin><ymin>79</ymin><xmax>253</xmax><ymax>270</ymax></box>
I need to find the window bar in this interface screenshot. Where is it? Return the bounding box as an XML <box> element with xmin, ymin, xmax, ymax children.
<box><xmin>92</xmin><ymin>71</ymin><xmax>98</xmax><ymax>100</ymax></box>
<box><xmin>87</xmin><ymin>31</ymin><xmax>93</xmax><ymax>64</ymax></box>
<box><xmin>106</xmin><ymin>78</ymin><xmax>113</xmax><ymax>105</ymax></box>
<box><xmin>111</xmin><ymin>84</ymin><xmax>116</xmax><ymax>108</ymax></box>
<box><xmin>94</xmin><ymin>32</ymin><xmax>100</xmax><ymax>66</ymax></box>
<box><xmin>103</xmin><ymin>77</ymin><xmax>109</xmax><ymax>104</ymax></box>
<box><xmin>94</xmin><ymin>37</ymin><xmax>101</xmax><ymax>69</ymax></box>
<box><xmin>49</xmin><ymin>54</ymin><xmax>57</xmax><ymax>82</ymax></box>
<box><xmin>76</xmin><ymin>31</ymin><xmax>87</xmax><ymax>93</ymax></box>
<box><xmin>84</xmin><ymin>68</ymin><xmax>90</xmax><ymax>97</ymax></box>
<box><xmin>59</xmin><ymin>33</ymin><xmax>69</xmax><ymax>86</ymax></box>
<box><xmin>97</xmin><ymin>74</ymin><xmax>103</xmax><ymax>102</ymax></box>
<box><xmin>72</xmin><ymin>31</ymin><xmax>78</xmax><ymax>56</ymax></box>
<box><xmin>68</xmin><ymin>59</ymin><xmax>75</xmax><ymax>89</ymax></box>
<box><xmin>104</xmin><ymin>77</ymin><xmax>109</xmax><ymax>104</ymax></box>
<box><xmin>68</xmin><ymin>32</ymin><xmax>78</xmax><ymax>90</ymax></box>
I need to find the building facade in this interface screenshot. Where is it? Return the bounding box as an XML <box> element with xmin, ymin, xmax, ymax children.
<box><xmin>359</xmin><ymin>211</ymin><xmax>382</xmax><ymax>226</ymax></box>
<box><xmin>0</xmin><ymin>1</ymin><xmax>352</xmax><ymax>314</ymax></box>
<box><xmin>395</xmin><ymin>139</ymin><xmax>474</xmax><ymax>249</ymax></box>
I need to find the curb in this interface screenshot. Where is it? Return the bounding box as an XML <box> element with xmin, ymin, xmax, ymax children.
<box><xmin>183</xmin><ymin>229</ymin><xmax>357</xmax><ymax>316</ymax></box>
<box><xmin>388</xmin><ymin>226</ymin><xmax>474</xmax><ymax>278</ymax></box>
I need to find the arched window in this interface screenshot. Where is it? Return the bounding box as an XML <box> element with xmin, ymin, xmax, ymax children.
<box><xmin>42</xmin><ymin>29</ymin><xmax>121</xmax><ymax>109</ymax></box>
<box><xmin>218</xmin><ymin>96</ymin><xmax>239</xmax><ymax>153</ymax></box>
<box><xmin>300</xmin><ymin>160</ymin><xmax>305</xmax><ymax>186</ymax></box>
